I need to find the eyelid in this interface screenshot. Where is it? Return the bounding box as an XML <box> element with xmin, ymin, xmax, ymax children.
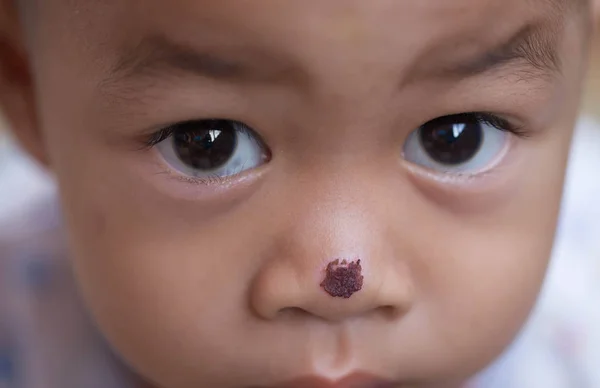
<box><xmin>151</xmin><ymin>119</ymin><xmax>271</xmax><ymax>185</ymax></box>
<box><xmin>402</xmin><ymin>133</ymin><xmax>514</xmax><ymax>184</ymax></box>
<box><xmin>473</xmin><ymin>113</ymin><xmax>528</xmax><ymax>137</ymax></box>
<box><xmin>422</xmin><ymin>112</ymin><xmax>529</xmax><ymax>139</ymax></box>
<box><xmin>145</xmin><ymin>126</ymin><xmax>175</xmax><ymax>148</ymax></box>
<box><xmin>403</xmin><ymin>111</ymin><xmax>523</xmax><ymax>180</ymax></box>
<box><xmin>142</xmin><ymin>119</ymin><xmax>261</xmax><ymax>149</ymax></box>
<box><xmin>155</xmin><ymin>167</ymin><xmax>236</xmax><ymax>186</ymax></box>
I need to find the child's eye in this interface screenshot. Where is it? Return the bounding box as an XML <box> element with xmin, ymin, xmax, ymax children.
<box><xmin>403</xmin><ymin>113</ymin><xmax>522</xmax><ymax>174</ymax></box>
<box><xmin>153</xmin><ymin>119</ymin><xmax>270</xmax><ymax>180</ymax></box>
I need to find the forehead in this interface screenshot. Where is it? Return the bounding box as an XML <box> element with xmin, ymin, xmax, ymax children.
<box><xmin>29</xmin><ymin>0</ymin><xmax>588</xmax><ymax>99</ymax></box>
<box><xmin>37</xmin><ymin>0</ymin><xmax>578</xmax><ymax>65</ymax></box>
<box><xmin>44</xmin><ymin>0</ymin><xmax>579</xmax><ymax>35</ymax></box>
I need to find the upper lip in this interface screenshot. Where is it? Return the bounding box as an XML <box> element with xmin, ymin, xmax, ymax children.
<box><xmin>262</xmin><ymin>372</ymin><xmax>398</xmax><ymax>388</ymax></box>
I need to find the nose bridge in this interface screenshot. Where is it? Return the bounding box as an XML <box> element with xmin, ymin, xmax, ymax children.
<box><xmin>249</xmin><ymin>168</ymin><xmax>415</xmax><ymax>322</ymax></box>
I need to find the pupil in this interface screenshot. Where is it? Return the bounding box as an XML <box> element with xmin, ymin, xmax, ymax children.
<box><xmin>419</xmin><ymin>120</ymin><xmax>482</xmax><ymax>165</ymax></box>
<box><xmin>173</xmin><ymin>120</ymin><xmax>237</xmax><ymax>170</ymax></box>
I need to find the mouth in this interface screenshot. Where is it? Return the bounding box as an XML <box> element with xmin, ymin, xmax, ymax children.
<box><xmin>263</xmin><ymin>372</ymin><xmax>398</xmax><ymax>388</ymax></box>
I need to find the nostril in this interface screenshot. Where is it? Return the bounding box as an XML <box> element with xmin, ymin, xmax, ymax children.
<box><xmin>377</xmin><ymin>305</ymin><xmax>404</xmax><ymax>321</ymax></box>
<box><xmin>277</xmin><ymin>307</ymin><xmax>312</xmax><ymax>320</ymax></box>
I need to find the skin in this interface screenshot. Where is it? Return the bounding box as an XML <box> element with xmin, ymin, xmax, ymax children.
<box><xmin>0</xmin><ymin>0</ymin><xmax>599</xmax><ymax>387</ymax></box>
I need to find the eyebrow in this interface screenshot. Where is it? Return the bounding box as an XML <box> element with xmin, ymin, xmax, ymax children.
<box><xmin>431</xmin><ymin>20</ymin><xmax>564</xmax><ymax>81</ymax></box>
<box><xmin>102</xmin><ymin>14</ymin><xmax>566</xmax><ymax>97</ymax></box>
<box><xmin>540</xmin><ymin>0</ymin><xmax>589</xmax><ymax>14</ymax></box>
<box><xmin>104</xmin><ymin>35</ymin><xmax>302</xmax><ymax>89</ymax></box>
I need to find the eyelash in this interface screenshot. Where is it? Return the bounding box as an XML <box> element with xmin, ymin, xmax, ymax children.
<box><xmin>465</xmin><ymin>112</ymin><xmax>529</xmax><ymax>138</ymax></box>
<box><xmin>142</xmin><ymin>111</ymin><xmax>527</xmax><ymax>149</ymax></box>
<box><xmin>142</xmin><ymin>122</ymin><xmax>216</xmax><ymax>148</ymax></box>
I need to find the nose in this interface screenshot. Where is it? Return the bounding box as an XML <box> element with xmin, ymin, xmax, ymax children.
<box><xmin>249</xmin><ymin>176</ymin><xmax>415</xmax><ymax>322</ymax></box>
<box><xmin>250</xmin><ymin>254</ymin><xmax>414</xmax><ymax>322</ymax></box>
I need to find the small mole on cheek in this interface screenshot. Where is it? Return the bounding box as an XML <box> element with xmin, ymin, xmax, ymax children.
<box><xmin>320</xmin><ymin>259</ymin><xmax>364</xmax><ymax>299</ymax></box>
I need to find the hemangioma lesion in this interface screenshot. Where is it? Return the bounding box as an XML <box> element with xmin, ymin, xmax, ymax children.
<box><xmin>321</xmin><ymin>259</ymin><xmax>364</xmax><ymax>299</ymax></box>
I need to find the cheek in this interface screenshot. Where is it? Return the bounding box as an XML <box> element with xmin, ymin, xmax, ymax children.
<box><xmin>43</xmin><ymin>135</ymin><xmax>264</xmax><ymax>385</ymax></box>
<box><xmin>405</xmin><ymin>137</ymin><xmax>570</xmax><ymax>377</ymax></box>
<box><xmin>416</xmin><ymin>228</ymin><xmax>553</xmax><ymax>369</ymax></box>
<box><xmin>392</xmin><ymin>209</ymin><xmax>558</xmax><ymax>381</ymax></box>
<box><xmin>62</xmin><ymin>202</ymin><xmax>262</xmax><ymax>387</ymax></box>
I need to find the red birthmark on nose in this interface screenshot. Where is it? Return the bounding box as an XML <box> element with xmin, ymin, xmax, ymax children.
<box><xmin>320</xmin><ymin>259</ymin><xmax>364</xmax><ymax>299</ymax></box>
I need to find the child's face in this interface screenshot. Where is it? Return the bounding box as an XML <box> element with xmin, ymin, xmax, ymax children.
<box><xmin>2</xmin><ymin>0</ymin><xmax>598</xmax><ymax>387</ymax></box>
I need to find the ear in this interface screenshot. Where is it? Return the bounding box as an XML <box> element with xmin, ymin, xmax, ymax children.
<box><xmin>0</xmin><ymin>0</ymin><xmax>48</xmax><ymax>166</ymax></box>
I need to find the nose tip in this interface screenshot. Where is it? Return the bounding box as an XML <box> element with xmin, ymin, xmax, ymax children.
<box><xmin>320</xmin><ymin>259</ymin><xmax>364</xmax><ymax>300</ymax></box>
<box><xmin>249</xmin><ymin>258</ymin><xmax>414</xmax><ymax>322</ymax></box>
